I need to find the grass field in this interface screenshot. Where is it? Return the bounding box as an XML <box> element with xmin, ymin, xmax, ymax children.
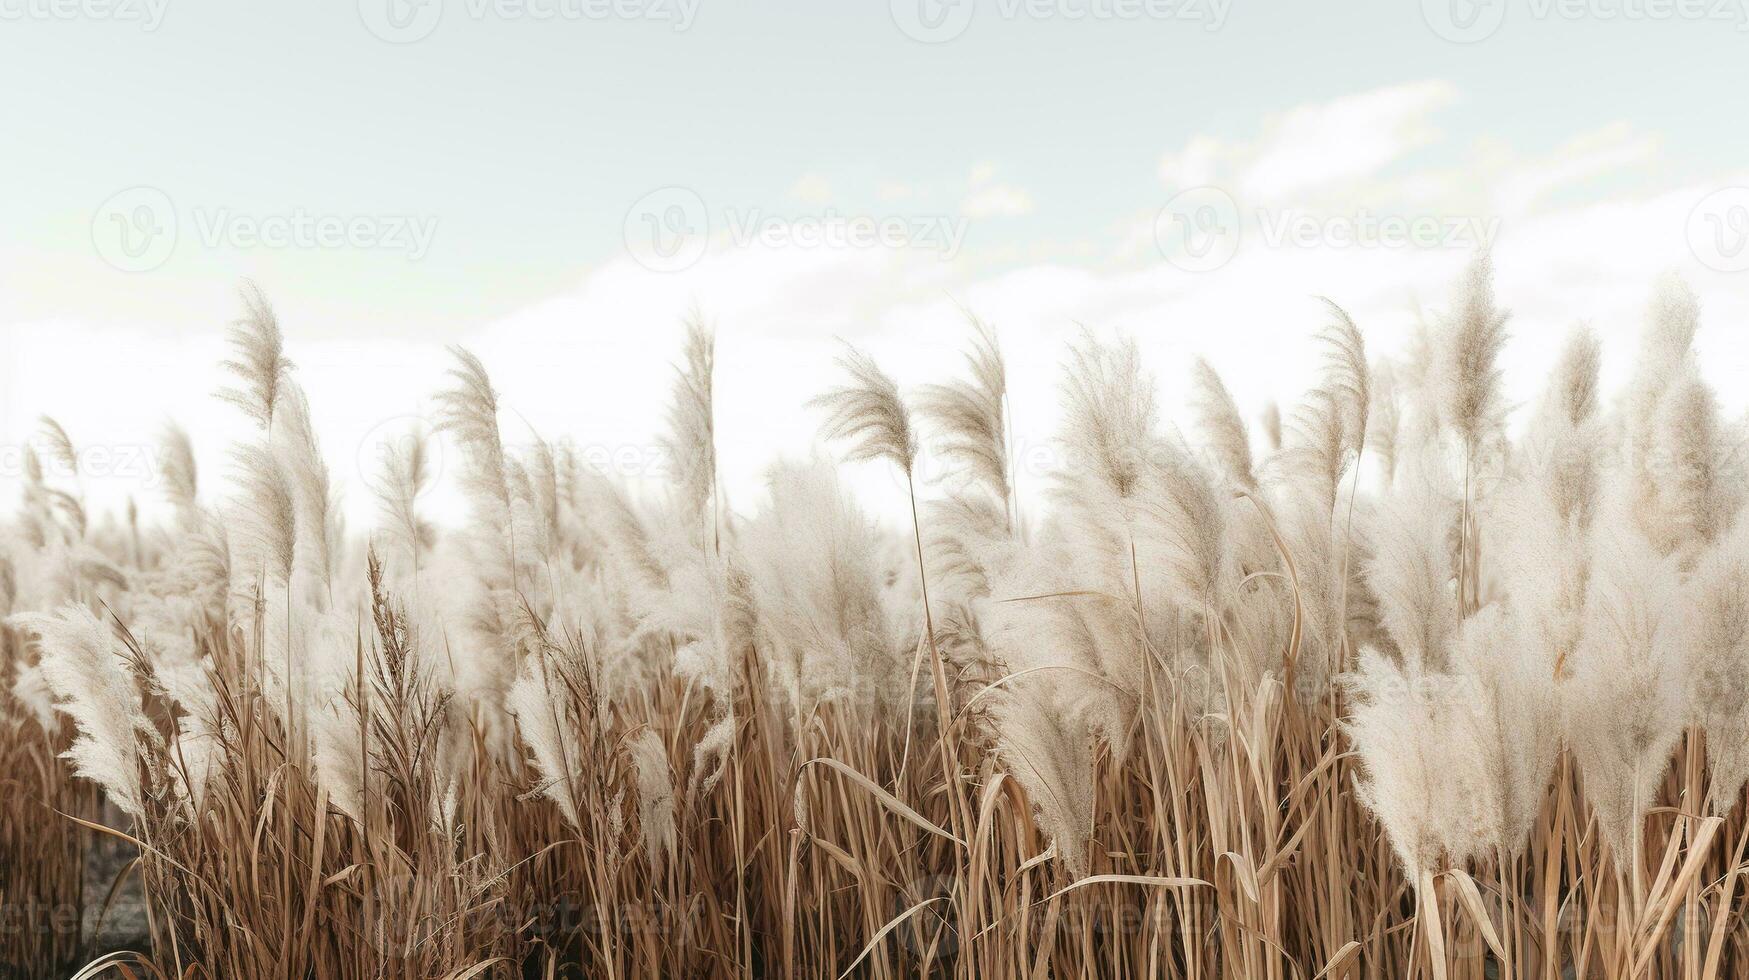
<box><xmin>4</xmin><ymin>255</ymin><xmax>1748</xmax><ymax>979</ymax></box>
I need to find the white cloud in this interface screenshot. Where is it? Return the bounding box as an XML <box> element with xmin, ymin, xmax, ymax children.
<box><xmin>1160</xmin><ymin>80</ymin><xmax>1458</xmax><ymax>203</ymax></box>
<box><xmin>1491</xmin><ymin>123</ymin><xmax>1662</xmax><ymax>215</ymax></box>
<box><xmin>962</xmin><ymin>185</ymin><xmax>1035</xmax><ymax>218</ymax></box>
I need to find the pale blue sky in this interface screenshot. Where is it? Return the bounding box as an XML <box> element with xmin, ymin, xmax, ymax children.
<box><xmin>3</xmin><ymin>1</ymin><xmax>1745</xmax><ymax>334</ymax></box>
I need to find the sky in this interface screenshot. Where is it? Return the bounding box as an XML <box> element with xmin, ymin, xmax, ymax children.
<box><xmin>2</xmin><ymin>0</ymin><xmax>1748</xmax><ymax>527</ymax></box>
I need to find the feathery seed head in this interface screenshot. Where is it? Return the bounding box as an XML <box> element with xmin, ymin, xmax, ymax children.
<box><xmin>811</xmin><ymin>345</ymin><xmax>918</xmax><ymax>474</ymax></box>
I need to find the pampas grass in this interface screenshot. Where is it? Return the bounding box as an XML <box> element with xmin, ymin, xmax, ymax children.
<box><xmin>1189</xmin><ymin>357</ymin><xmax>1256</xmax><ymax>492</ymax></box>
<box><xmin>372</xmin><ymin>423</ymin><xmax>434</xmax><ymax>580</ymax></box>
<box><xmin>1688</xmin><ymin>516</ymin><xmax>1749</xmax><ymax>815</ymax></box>
<box><xmin>810</xmin><ymin>345</ymin><xmax>918</xmax><ymax>473</ymax></box>
<box><xmin>6</xmin><ymin>260</ymin><xmax>1749</xmax><ymax>980</ymax></box>
<box><xmin>9</xmin><ymin>606</ymin><xmax>154</xmax><ymax>819</ymax></box>
<box><xmin>918</xmin><ymin>313</ymin><xmax>1013</xmax><ymax>509</ymax></box>
<box><xmin>662</xmin><ymin>313</ymin><xmax>719</xmax><ymax>540</ymax></box>
<box><xmin>1566</xmin><ymin>522</ymin><xmax>1690</xmax><ymax>883</ymax></box>
<box><xmin>215</xmin><ymin>281</ymin><xmax>293</xmax><ymax>431</ymax></box>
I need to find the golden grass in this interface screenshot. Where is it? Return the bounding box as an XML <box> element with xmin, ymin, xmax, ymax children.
<box><xmin>15</xmin><ymin>638</ymin><xmax>1741</xmax><ymax>978</ymax></box>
